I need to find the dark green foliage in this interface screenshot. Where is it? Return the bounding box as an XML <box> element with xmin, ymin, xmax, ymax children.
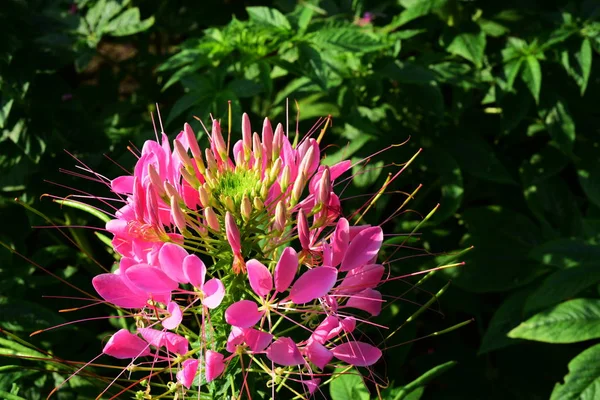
<box><xmin>1</xmin><ymin>0</ymin><xmax>599</xmax><ymax>398</ymax></box>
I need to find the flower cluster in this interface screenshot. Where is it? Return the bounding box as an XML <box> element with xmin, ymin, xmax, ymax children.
<box><xmin>91</xmin><ymin>114</ymin><xmax>389</xmax><ymax>398</ymax></box>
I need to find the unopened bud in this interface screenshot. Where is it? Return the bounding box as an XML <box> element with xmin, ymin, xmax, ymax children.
<box><xmin>170</xmin><ymin>196</ymin><xmax>187</xmax><ymax>233</ymax></box>
<box><xmin>297</xmin><ymin>208</ymin><xmax>310</xmax><ymax>250</ymax></box>
<box><xmin>242</xmin><ymin>113</ymin><xmax>252</xmax><ymax>161</ymax></box>
<box><xmin>272</xmin><ymin>123</ymin><xmax>284</xmax><ymax>160</ymax></box>
<box><xmin>181</xmin><ymin>166</ymin><xmax>200</xmax><ymax>188</ymax></box>
<box><xmin>225</xmin><ymin>211</ymin><xmax>242</xmax><ymax>255</ymax></box>
<box><xmin>148</xmin><ymin>165</ymin><xmax>166</xmax><ymax>198</ymax></box>
<box><xmin>174</xmin><ymin>139</ymin><xmax>194</xmax><ymax>170</ymax></box>
<box><xmin>262</xmin><ymin>118</ymin><xmax>273</xmax><ymax>163</ymax></box>
<box><xmin>268</xmin><ymin>157</ymin><xmax>282</xmax><ymax>184</ymax></box>
<box><xmin>273</xmin><ymin>201</ymin><xmax>286</xmax><ymax>231</ymax></box>
<box><xmin>204</xmin><ymin>207</ymin><xmax>220</xmax><ymax>231</ymax></box>
<box><xmin>163</xmin><ymin>181</ymin><xmax>178</xmax><ymax>199</ymax></box>
<box><xmin>252</xmin><ymin>132</ymin><xmax>262</xmax><ymax>167</ymax></box>
<box><xmin>280</xmin><ymin>165</ymin><xmax>290</xmax><ymax>191</ymax></box>
<box><xmin>211</xmin><ymin>119</ymin><xmax>227</xmax><ymax>160</ymax></box>
<box><xmin>184</xmin><ymin>123</ymin><xmax>202</xmax><ymax>161</ymax></box>
<box><xmin>223</xmin><ymin>196</ymin><xmax>236</xmax><ymax>213</ymax></box>
<box><xmin>253</xmin><ymin>196</ymin><xmax>264</xmax><ymax>211</ymax></box>
<box><xmin>198</xmin><ymin>185</ymin><xmax>211</xmax><ymax>208</ymax></box>
<box><xmin>316</xmin><ymin>167</ymin><xmax>331</xmax><ymax>205</ymax></box>
<box><xmin>241</xmin><ymin>196</ymin><xmax>252</xmax><ymax>221</ymax></box>
<box><xmin>299</xmin><ymin>145</ymin><xmax>315</xmax><ymax>178</ymax></box>
<box><xmin>291</xmin><ymin>172</ymin><xmax>306</xmax><ymax>206</ymax></box>
<box><xmin>205</xmin><ymin>148</ymin><xmax>217</xmax><ymax>172</ymax></box>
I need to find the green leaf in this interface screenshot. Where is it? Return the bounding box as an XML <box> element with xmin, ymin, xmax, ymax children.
<box><xmin>446</xmin><ymin>31</ymin><xmax>486</xmax><ymax>68</ymax></box>
<box><xmin>545</xmin><ymin>99</ymin><xmax>575</xmax><ymax>152</ymax></box>
<box><xmin>528</xmin><ymin>239</ymin><xmax>600</xmax><ymax>269</ymax></box>
<box><xmin>561</xmin><ymin>38</ymin><xmax>593</xmax><ymax>95</ymax></box>
<box><xmin>577</xmin><ymin>144</ymin><xmax>600</xmax><ymax>208</ymax></box>
<box><xmin>525</xmin><ymin>265</ymin><xmax>600</xmax><ymax>314</ymax></box>
<box><xmin>479</xmin><ymin>289</ymin><xmax>530</xmax><ymax>354</ymax></box>
<box><xmin>444</xmin><ymin>207</ymin><xmax>543</xmax><ymax>292</ymax></box>
<box><xmin>509</xmin><ymin>298</ymin><xmax>600</xmax><ymax>343</ymax></box>
<box><xmin>0</xmin><ymin>390</ymin><xmax>27</xmax><ymax>400</ymax></box>
<box><xmin>105</xmin><ymin>8</ymin><xmax>154</xmax><ymax>37</ymax></box>
<box><xmin>521</xmin><ymin>55</ymin><xmax>542</xmax><ymax>103</ymax></box>
<box><xmin>246</xmin><ymin>7</ymin><xmax>291</xmax><ymax>30</ymax></box>
<box><xmin>352</xmin><ymin>159</ymin><xmax>384</xmax><ymax>188</ymax></box>
<box><xmin>329</xmin><ymin>367</ymin><xmax>370</xmax><ymax>400</ymax></box>
<box><xmin>550</xmin><ymin>343</ymin><xmax>600</xmax><ymax>400</ymax></box>
<box><xmin>503</xmin><ymin>58</ymin><xmax>522</xmax><ymax>90</ymax></box>
<box><xmin>426</xmin><ymin>150</ymin><xmax>463</xmax><ymax>222</ymax></box>
<box><xmin>311</xmin><ymin>28</ymin><xmax>386</xmax><ymax>53</ymax></box>
<box><xmin>519</xmin><ymin>145</ymin><xmax>568</xmax><ymax>185</ymax></box>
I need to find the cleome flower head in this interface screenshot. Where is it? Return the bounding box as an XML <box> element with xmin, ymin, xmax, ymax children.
<box><xmin>44</xmin><ymin>110</ymin><xmax>460</xmax><ymax>400</ymax></box>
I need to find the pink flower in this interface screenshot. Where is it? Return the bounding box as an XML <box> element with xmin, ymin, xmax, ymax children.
<box><xmin>176</xmin><ymin>359</ymin><xmax>198</xmax><ymax>389</ymax></box>
<box><xmin>102</xmin><ymin>329</ymin><xmax>151</xmax><ymax>359</ymax></box>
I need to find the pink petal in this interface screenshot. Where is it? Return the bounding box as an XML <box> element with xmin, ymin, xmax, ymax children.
<box><xmin>274</xmin><ymin>247</ymin><xmax>298</xmax><ymax>293</ymax></box>
<box><xmin>138</xmin><ymin>328</ymin><xmax>189</xmax><ymax>355</ymax></box>
<box><xmin>158</xmin><ymin>243</ymin><xmax>189</xmax><ymax>283</ymax></box>
<box><xmin>346</xmin><ymin>288</ymin><xmax>383</xmax><ymax>316</ymax></box>
<box><xmin>202</xmin><ymin>278</ymin><xmax>225</xmax><ymax>309</ymax></box>
<box><xmin>111</xmin><ymin>175</ymin><xmax>134</xmax><ymax>194</ymax></box>
<box><xmin>163</xmin><ymin>301</ymin><xmax>183</xmax><ymax>330</ymax></box>
<box><xmin>244</xmin><ymin>329</ymin><xmax>273</xmax><ymax>352</ymax></box>
<box><xmin>247</xmin><ymin>259</ymin><xmax>273</xmax><ymax>297</ymax></box>
<box><xmin>226</xmin><ymin>327</ymin><xmax>246</xmax><ymax>353</ymax></box>
<box><xmin>266</xmin><ymin>337</ymin><xmax>304</xmax><ymax>366</ymax></box>
<box><xmin>341</xmin><ymin>317</ymin><xmax>356</xmax><ymax>333</ymax></box>
<box><xmin>92</xmin><ymin>273</ymin><xmax>148</xmax><ymax>308</ymax></box>
<box><xmin>306</xmin><ymin>340</ymin><xmax>333</xmax><ymax>369</ymax></box>
<box><xmin>183</xmin><ymin>255</ymin><xmax>206</xmax><ymax>289</ymax></box>
<box><xmin>290</xmin><ymin>267</ymin><xmax>338</xmax><ymax>304</ymax></box>
<box><xmin>337</xmin><ymin>264</ymin><xmax>384</xmax><ymax>294</ymax></box>
<box><xmin>311</xmin><ymin>316</ymin><xmax>339</xmax><ymax>344</ymax></box>
<box><xmin>332</xmin><ymin>341</ymin><xmax>381</xmax><ymax>367</ymax></box>
<box><xmin>225</xmin><ymin>300</ymin><xmax>264</xmax><ymax>328</ymax></box>
<box><xmin>302</xmin><ymin>378</ymin><xmax>321</xmax><ymax>395</ymax></box>
<box><xmin>176</xmin><ymin>359</ymin><xmax>198</xmax><ymax>389</ymax></box>
<box><xmin>340</xmin><ymin>226</ymin><xmax>383</xmax><ymax>272</ymax></box>
<box><xmin>126</xmin><ymin>264</ymin><xmax>178</xmax><ymax>293</ymax></box>
<box><xmin>331</xmin><ymin>218</ymin><xmax>349</xmax><ymax>267</ymax></box>
<box><xmin>205</xmin><ymin>350</ymin><xmax>225</xmax><ymax>382</ymax></box>
<box><xmin>103</xmin><ymin>329</ymin><xmax>151</xmax><ymax>359</ymax></box>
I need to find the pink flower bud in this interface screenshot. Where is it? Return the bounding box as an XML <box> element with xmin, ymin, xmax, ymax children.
<box><xmin>297</xmin><ymin>209</ymin><xmax>310</xmax><ymax>250</ymax></box>
<box><xmin>198</xmin><ymin>184</ymin><xmax>211</xmax><ymax>208</ymax></box>
<box><xmin>211</xmin><ymin>119</ymin><xmax>227</xmax><ymax>160</ymax></box>
<box><xmin>170</xmin><ymin>196</ymin><xmax>187</xmax><ymax>233</ymax></box>
<box><xmin>262</xmin><ymin>117</ymin><xmax>273</xmax><ymax>162</ymax></box>
<box><xmin>272</xmin><ymin>123</ymin><xmax>284</xmax><ymax>160</ymax></box>
<box><xmin>280</xmin><ymin>165</ymin><xmax>291</xmax><ymax>191</ymax></box>
<box><xmin>241</xmin><ymin>195</ymin><xmax>252</xmax><ymax>221</ymax></box>
<box><xmin>299</xmin><ymin>145</ymin><xmax>315</xmax><ymax>177</ymax></box>
<box><xmin>291</xmin><ymin>172</ymin><xmax>306</xmax><ymax>206</ymax></box>
<box><xmin>242</xmin><ymin>113</ymin><xmax>252</xmax><ymax>159</ymax></box>
<box><xmin>225</xmin><ymin>212</ymin><xmax>241</xmax><ymax>255</ymax></box>
<box><xmin>204</xmin><ymin>207</ymin><xmax>220</xmax><ymax>231</ymax></box>
<box><xmin>173</xmin><ymin>139</ymin><xmax>193</xmax><ymax>170</ymax></box>
<box><xmin>184</xmin><ymin>123</ymin><xmax>202</xmax><ymax>161</ymax></box>
<box><xmin>205</xmin><ymin>148</ymin><xmax>217</xmax><ymax>172</ymax></box>
<box><xmin>148</xmin><ymin>165</ymin><xmax>165</xmax><ymax>197</ymax></box>
<box><xmin>274</xmin><ymin>201</ymin><xmax>286</xmax><ymax>231</ymax></box>
<box><xmin>316</xmin><ymin>166</ymin><xmax>331</xmax><ymax>205</ymax></box>
<box><xmin>252</xmin><ymin>132</ymin><xmax>262</xmax><ymax>166</ymax></box>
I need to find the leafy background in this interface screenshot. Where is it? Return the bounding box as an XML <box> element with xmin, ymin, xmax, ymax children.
<box><xmin>1</xmin><ymin>0</ymin><xmax>599</xmax><ymax>398</ymax></box>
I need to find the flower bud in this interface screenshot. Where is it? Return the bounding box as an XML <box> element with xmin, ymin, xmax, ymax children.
<box><xmin>268</xmin><ymin>157</ymin><xmax>282</xmax><ymax>185</ymax></box>
<box><xmin>272</xmin><ymin>123</ymin><xmax>284</xmax><ymax>160</ymax></box>
<box><xmin>170</xmin><ymin>196</ymin><xmax>187</xmax><ymax>233</ymax></box>
<box><xmin>198</xmin><ymin>184</ymin><xmax>211</xmax><ymax>208</ymax></box>
<box><xmin>273</xmin><ymin>201</ymin><xmax>286</xmax><ymax>232</ymax></box>
<box><xmin>316</xmin><ymin>167</ymin><xmax>331</xmax><ymax>206</ymax></box>
<box><xmin>299</xmin><ymin>145</ymin><xmax>315</xmax><ymax>178</ymax></box>
<box><xmin>297</xmin><ymin>208</ymin><xmax>310</xmax><ymax>250</ymax></box>
<box><xmin>204</xmin><ymin>207</ymin><xmax>220</xmax><ymax>231</ymax></box>
<box><xmin>223</xmin><ymin>196</ymin><xmax>236</xmax><ymax>213</ymax></box>
<box><xmin>163</xmin><ymin>181</ymin><xmax>178</xmax><ymax>199</ymax></box>
<box><xmin>184</xmin><ymin>123</ymin><xmax>202</xmax><ymax>161</ymax></box>
<box><xmin>205</xmin><ymin>148</ymin><xmax>217</xmax><ymax>173</ymax></box>
<box><xmin>174</xmin><ymin>139</ymin><xmax>194</xmax><ymax>171</ymax></box>
<box><xmin>242</xmin><ymin>113</ymin><xmax>252</xmax><ymax>162</ymax></box>
<box><xmin>181</xmin><ymin>166</ymin><xmax>200</xmax><ymax>188</ymax></box>
<box><xmin>253</xmin><ymin>196</ymin><xmax>264</xmax><ymax>211</ymax></box>
<box><xmin>262</xmin><ymin>117</ymin><xmax>273</xmax><ymax>163</ymax></box>
<box><xmin>225</xmin><ymin>212</ymin><xmax>242</xmax><ymax>255</ymax></box>
<box><xmin>241</xmin><ymin>195</ymin><xmax>252</xmax><ymax>221</ymax></box>
<box><xmin>148</xmin><ymin>165</ymin><xmax>166</xmax><ymax>198</ymax></box>
<box><xmin>211</xmin><ymin>119</ymin><xmax>227</xmax><ymax>161</ymax></box>
<box><xmin>280</xmin><ymin>165</ymin><xmax>290</xmax><ymax>191</ymax></box>
<box><xmin>291</xmin><ymin>172</ymin><xmax>306</xmax><ymax>207</ymax></box>
<box><xmin>252</xmin><ymin>132</ymin><xmax>262</xmax><ymax>167</ymax></box>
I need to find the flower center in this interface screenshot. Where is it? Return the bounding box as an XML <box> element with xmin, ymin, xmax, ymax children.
<box><xmin>212</xmin><ymin>169</ymin><xmax>259</xmax><ymax>208</ymax></box>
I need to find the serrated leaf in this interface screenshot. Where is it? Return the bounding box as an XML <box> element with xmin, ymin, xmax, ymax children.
<box><xmin>311</xmin><ymin>28</ymin><xmax>385</xmax><ymax>53</ymax></box>
<box><xmin>246</xmin><ymin>7</ymin><xmax>291</xmax><ymax>30</ymax></box>
<box><xmin>509</xmin><ymin>298</ymin><xmax>600</xmax><ymax>343</ymax></box>
<box><xmin>550</xmin><ymin>343</ymin><xmax>600</xmax><ymax>400</ymax></box>
<box><xmin>446</xmin><ymin>31</ymin><xmax>486</xmax><ymax>68</ymax></box>
<box><xmin>329</xmin><ymin>367</ymin><xmax>370</xmax><ymax>400</ymax></box>
<box><xmin>525</xmin><ymin>265</ymin><xmax>600</xmax><ymax>314</ymax></box>
<box><xmin>104</xmin><ymin>8</ymin><xmax>154</xmax><ymax>37</ymax></box>
<box><xmin>521</xmin><ymin>55</ymin><xmax>542</xmax><ymax>103</ymax></box>
<box><xmin>545</xmin><ymin>99</ymin><xmax>575</xmax><ymax>152</ymax></box>
<box><xmin>561</xmin><ymin>38</ymin><xmax>593</xmax><ymax>95</ymax></box>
